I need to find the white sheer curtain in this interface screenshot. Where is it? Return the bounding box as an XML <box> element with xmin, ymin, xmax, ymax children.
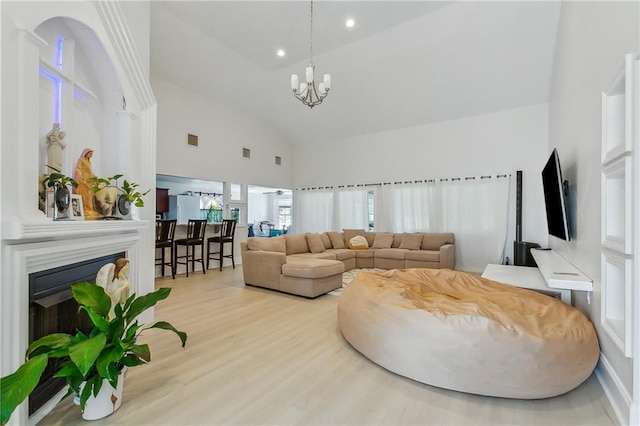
<box><xmin>333</xmin><ymin>187</ymin><xmax>369</xmax><ymax>231</ymax></box>
<box><xmin>293</xmin><ymin>189</ymin><xmax>334</xmax><ymax>233</ymax></box>
<box><xmin>438</xmin><ymin>177</ymin><xmax>510</xmax><ymax>272</ymax></box>
<box><xmin>378</xmin><ymin>182</ymin><xmax>438</xmax><ymax>232</ymax></box>
<box><xmin>376</xmin><ymin>176</ymin><xmax>510</xmax><ymax>272</ymax></box>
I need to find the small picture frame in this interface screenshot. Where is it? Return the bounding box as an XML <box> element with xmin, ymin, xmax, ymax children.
<box><xmin>45</xmin><ymin>191</ymin><xmax>55</xmax><ymax>218</ymax></box>
<box><xmin>70</xmin><ymin>195</ymin><xmax>85</xmax><ymax>220</ymax></box>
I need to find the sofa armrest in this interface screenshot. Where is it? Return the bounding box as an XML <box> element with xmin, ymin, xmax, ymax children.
<box><xmin>241</xmin><ymin>250</ymin><xmax>286</xmax><ymax>288</ymax></box>
<box><xmin>439</xmin><ymin>244</ymin><xmax>455</xmax><ymax>269</ymax></box>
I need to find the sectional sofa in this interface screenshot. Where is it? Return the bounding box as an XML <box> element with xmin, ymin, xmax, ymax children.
<box><xmin>240</xmin><ymin>230</ymin><xmax>455</xmax><ymax>297</ymax></box>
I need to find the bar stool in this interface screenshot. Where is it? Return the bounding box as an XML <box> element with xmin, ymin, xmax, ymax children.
<box><xmin>155</xmin><ymin>219</ymin><xmax>176</xmax><ymax>279</ymax></box>
<box><xmin>207</xmin><ymin>219</ymin><xmax>237</xmax><ymax>271</ymax></box>
<box><xmin>174</xmin><ymin>219</ymin><xmax>207</xmax><ymax>277</ymax></box>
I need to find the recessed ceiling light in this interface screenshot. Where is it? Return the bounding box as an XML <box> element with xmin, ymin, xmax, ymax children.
<box><xmin>276</xmin><ymin>49</ymin><xmax>286</xmax><ymax>57</ymax></box>
<box><xmin>345</xmin><ymin>18</ymin><xmax>355</xmax><ymax>28</ymax></box>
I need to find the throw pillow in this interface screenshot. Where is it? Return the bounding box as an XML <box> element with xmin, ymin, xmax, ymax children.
<box><xmin>399</xmin><ymin>233</ymin><xmax>423</xmax><ymax>250</ymax></box>
<box><xmin>327</xmin><ymin>232</ymin><xmax>346</xmax><ymax>249</ymax></box>
<box><xmin>247</xmin><ymin>236</ymin><xmax>286</xmax><ymax>253</ymax></box>
<box><xmin>372</xmin><ymin>233</ymin><xmax>394</xmax><ymax>249</ymax></box>
<box><xmin>285</xmin><ymin>233</ymin><xmax>309</xmax><ymax>255</ymax></box>
<box><xmin>343</xmin><ymin>228</ymin><xmax>366</xmax><ymax>243</ymax></box>
<box><xmin>320</xmin><ymin>233</ymin><xmax>332</xmax><ymax>249</ymax></box>
<box><xmin>306</xmin><ymin>233</ymin><xmax>326</xmax><ymax>254</ymax></box>
<box><xmin>348</xmin><ymin>235</ymin><xmax>369</xmax><ymax>250</ymax></box>
<box><xmin>421</xmin><ymin>233</ymin><xmax>455</xmax><ymax>250</ymax></box>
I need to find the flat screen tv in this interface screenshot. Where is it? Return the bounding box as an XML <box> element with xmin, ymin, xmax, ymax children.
<box><xmin>541</xmin><ymin>148</ymin><xmax>570</xmax><ymax>241</ymax></box>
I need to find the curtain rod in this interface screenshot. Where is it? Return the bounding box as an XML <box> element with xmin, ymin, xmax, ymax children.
<box><xmin>296</xmin><ymin>173</ymin><xmax>510</xmax><ymax>191</ymax></box>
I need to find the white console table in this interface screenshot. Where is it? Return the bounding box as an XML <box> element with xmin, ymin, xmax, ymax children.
<box><xmin>482</xmin><ymin>249</ymin><xmax>593</xmax><ymax>306</ymax></box>
<box><xmin>482</xmin><ymin>264</ymin><xmax>571</xmax><ymax>304</ymax></box>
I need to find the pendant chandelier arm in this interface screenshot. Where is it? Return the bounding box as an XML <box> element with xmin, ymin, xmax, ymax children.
<box><xmin>291</xmin><ymin>0</ymin><xmax>330</xmax><ymax>109</ymax></box>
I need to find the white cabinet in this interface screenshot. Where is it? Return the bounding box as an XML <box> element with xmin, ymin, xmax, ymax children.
<box><xmin>601</xmin><ymin>53</ymin><xmax>639</xmax><ymax>358</ymax></box>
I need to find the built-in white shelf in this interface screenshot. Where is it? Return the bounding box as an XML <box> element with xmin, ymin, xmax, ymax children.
<box><xmin>601</xmin><ymin>155</ymin><xmax>632</xmax><ymax>254</ymax></box>
<box><xmin>601</xmin><ymin>249</ymin><xmax>633</xmax><ymax>357</ymax></box>
<box><xmin>600</xmin><ymin>52</ymin><xmax>638</xmax><ymax>359</ymax></box>
<box><xmin>530</xmin><ymin>249</ymin><xmax>593</xmax><ymax>292</ymax></box>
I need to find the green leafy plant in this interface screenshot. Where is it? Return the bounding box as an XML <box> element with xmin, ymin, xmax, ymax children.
<box><xmin>0</xmin><ymin>282</ymin><xmax>187</xmax><ymax>425</ymax></box>
<box><xmin>91</xmin><ymin>173</ymin><xmax>123</xmax><ymax>192</ymax></box>
<box><xmin>42</xmin><ymin>165</ymin><xmax>78</xmax><ymax>189</ymax></box>
<box><xmin>120</xmin><ymin>180</ymin><xmax>151</xmax><ymax>208</ymax></box>
<box><xmin>91</xmin><ymin>174</ymin><xmax>150</xmax><ymax>208</ymax></box>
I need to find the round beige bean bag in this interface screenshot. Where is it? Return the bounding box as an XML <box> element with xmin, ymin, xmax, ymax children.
<box><xmin>337</xmin><ymin>268</ymin><xmax>599</xmax><ymax>399</ymax></box>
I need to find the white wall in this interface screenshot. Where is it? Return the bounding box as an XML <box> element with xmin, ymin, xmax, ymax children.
<box><xmin>548</xmin><ymin>2</ymin><xmax>639</xmax><ymax>424</ymax></box>
<box><xmin>294</xmin><ymin>103</ymin><xmax>550</xmax><ymax>261</ymax></box>
<box><xmin>153</xmin><ymin>78</ymin><xmax>295</xmax><ymax>190</ymax></box>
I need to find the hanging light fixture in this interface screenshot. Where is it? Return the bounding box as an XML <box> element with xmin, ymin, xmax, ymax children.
<box><xmin>291</xmin><ymin>0</ymin><xmax>331</xmax><ymax>108</ymax></box>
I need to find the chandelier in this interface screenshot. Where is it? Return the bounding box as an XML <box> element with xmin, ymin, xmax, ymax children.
<box><xmin>290</xmin><ymin>0</ymin><xmax>331</xmax><ymax>108</ymax></box>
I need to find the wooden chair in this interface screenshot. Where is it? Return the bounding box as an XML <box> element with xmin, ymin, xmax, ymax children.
<box><xmin>155</xmin><ymin>219</ymin><xmax>177</xmax><ymax>279</ymax></box>
<box><xmin>174</xmin><ymin>219</ymin><xmax>207</xmax><ymax>277</ymax></box>
<box><xmin>207</xmin><ymin>219</ymin><xmax>237</xmax><ymax>271</ymax></box>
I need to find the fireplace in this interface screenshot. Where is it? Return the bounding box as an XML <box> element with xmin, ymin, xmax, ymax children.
<box><xmin>28</xmin><ymin>252</ymin><xmax>125</xmax><ymax>415</ymax></box>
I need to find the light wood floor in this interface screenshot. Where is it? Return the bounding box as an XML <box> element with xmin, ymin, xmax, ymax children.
<box><xmin>40</xmin><ymin>267</ymin><xmax>617</xmax><ymax>425</ymax></box>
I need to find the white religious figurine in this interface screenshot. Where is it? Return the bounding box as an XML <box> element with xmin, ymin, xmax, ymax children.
<box><xmin>95</xmin><ymin>259</ymin><xmax>131</xmax><ymax>319</ymax></box>
<box><xmin>45</xmin><ymin>123</ymin><xmax>67</xmax><ymax>172</ymax></box>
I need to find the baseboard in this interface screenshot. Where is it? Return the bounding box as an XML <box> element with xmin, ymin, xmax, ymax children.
<box><xmin>595</xmin><ymin>352</ymin><xmax>632</xmax><ymax>425</ymax></box>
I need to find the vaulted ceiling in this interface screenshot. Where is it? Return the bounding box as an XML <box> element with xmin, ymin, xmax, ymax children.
<box><xmin>150</xmin><ymin>1</ymin><xmax>561</xmax><ymax>145</ymax></box>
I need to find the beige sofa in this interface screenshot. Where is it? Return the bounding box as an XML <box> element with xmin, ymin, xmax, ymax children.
<box><xmin>241</xmin><ymin>230</ymin><xmax>455</xmax><ymax>298</ymax></box>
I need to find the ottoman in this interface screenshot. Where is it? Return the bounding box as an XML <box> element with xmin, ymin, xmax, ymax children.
<box><xmin>280</xmin><ymin>258</ymin><xmax>345</xmax><ymax>298</ymax></box>
<box><xmin>337</xmin><ymin>268</ymin><xmax>599</xmax><ymax>399</ymax></box>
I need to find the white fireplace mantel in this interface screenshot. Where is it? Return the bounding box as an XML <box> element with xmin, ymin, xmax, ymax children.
<box><xmin>2</xmin><ymin>217</ymin><xmax>149</xmax><ymax>241</ymax></box>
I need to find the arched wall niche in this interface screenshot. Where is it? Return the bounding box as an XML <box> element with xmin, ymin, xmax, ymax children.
<box><xmin>35</xmin><ymin>16</ymin><xmax>125</xmax><ymax>181</ymax></box>
<box><xmin>1</xmin><ymin>0</ymin><xmax>156</xmax><ymax>234</ymax></box>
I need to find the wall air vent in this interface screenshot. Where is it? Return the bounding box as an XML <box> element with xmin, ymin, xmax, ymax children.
<box><xmin>243</xmin><ymin>148</ymin><xmax>251</xmax><ymax>158</ymax></box>
<box><xmin>187</xmin><ymin>134</ymin><xmax>198</xmax><ymax>147</ymax></box>
<box><xmin>275</xmin><ymin>156</ymin><xmax>281</xmax><ymax>165</ymax></box>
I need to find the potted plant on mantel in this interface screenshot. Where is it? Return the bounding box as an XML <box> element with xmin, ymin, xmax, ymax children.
<box><xmin>91</xmin><ymin>174</ymin><xmax>150</xmax><ymax>219</ymax></box>
<box><xmin>42</xmin><ymin>165</ymin><xmax>78</xmax><ymax>220</ymax></box>
<box><xmin>0</xmin><ymin>282</ymin><xmax>187</xmax><ymax>424</ymax></box>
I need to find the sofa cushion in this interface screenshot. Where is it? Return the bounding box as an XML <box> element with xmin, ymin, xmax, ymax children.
<box><xmin>392</xmin><ymin>233</ymin><xmax>403</xmax><ymax>248</ymax></box>
<box><xmin>285</xmin><ymin>233</ymin><xmax>310</xmax><ymax>255</ymax></box>
<box><xmin>348</xmin><ymin>235</ymin><xmax>369</xmax><ymax>250</ymax></box>
<box><xmin>375</xmin><ymin>248</ymin><xmax>408</xmax><ymax>260</ymax></box>
<box><xmin>247</xmin><ymin>236</ymin><xmax>286</xmax><ymax>253</ymax></box>
<box><xmin>289</xmin><ymin>252</ymin><xmax>336</xmax><ymax>261</ymax></box>
<box><xmin>399</xmin><ymin>233</ymin><xmax>423</xmax><ymax>250</ymax></box>
<box><xmin>405</xmin><ymin>250</ymin><xmax>440</xmax><ymax>262</ymax></box>
<box><xmin>282</xmin><ymin>258</ymin><xmax>344</xmax><ymax>279</ymax></box>
<box><xmin>355</xmin><ymin>249</ymin><xmax>375</xmax><ymax>259</ymax></box>
<box><xmin>327</xmin><ymin>249</ymin><xmax>356</xmax><ymax>261</ymax></box>
<box><xmin>364</xmin><ymin>232</ymin><xmax>376</xmax><ymax>247</ymax></box>
<box><xmin>421</xmin><ymin>233</ymin><xmax>455</xmax><ymax>250</ymax></box>
<box><xmin>306</xmin><ymin>233</ymin><xmax>326</xmax><ymax>254</ymax></box>
<box><xmin>320</xmin><ymin>233</ymin><xmax>332</xmax><ymax>249</ymax></box>
<box><xmin>327</xmin><ymin>232</ymin><xmax>346</xmax><ymax>249</ymax></box>
<box><xmin>372</xmin><ymin>233</ymin><xmax>394</xmax><ymax>249</ymax></box>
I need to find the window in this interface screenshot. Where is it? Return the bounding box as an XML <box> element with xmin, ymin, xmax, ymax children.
<box><xmin>367</xmin><ymin>190</ymin><xmax>375</xmax><ymax>231</ymax></box>
<box><xmin>279</xmin><ymin>203</ymin><xmax>291</xmax><ymax>229</ymax></box>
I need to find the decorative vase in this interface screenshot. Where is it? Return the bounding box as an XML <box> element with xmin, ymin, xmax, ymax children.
<box><xmin>75</xmin><ymin>371</ymin><xmax>125</xmax><ymax>420</ymax></box>
<box><xmin>53</xmin><ymin>186</ymin><xmax>70</xmax><ymax>220</ymax></box>
<box><xmin>93</xmin><ymin>186</ymin><xmax>119</xmax><ymax>219</ymax></box>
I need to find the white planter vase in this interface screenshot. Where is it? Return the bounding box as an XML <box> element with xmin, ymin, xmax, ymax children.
<box><xmin>75</xmin><ymin>371</ymin><xmax>125</xmax><ymax>420</ymax></box>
